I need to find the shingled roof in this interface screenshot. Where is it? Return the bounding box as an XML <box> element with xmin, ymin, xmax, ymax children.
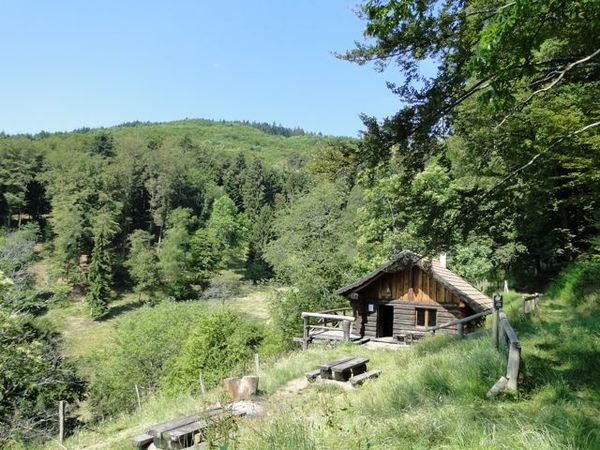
<box><xmin>336</xmin><ymin>250</ymin><xmax>492</xmax><ymax>312</ymax></box>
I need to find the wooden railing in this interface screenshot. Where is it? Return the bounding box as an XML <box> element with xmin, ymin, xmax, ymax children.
<box><xmin>301</xmin><ymin>309</ymin><xmax>356</xmax><ymax>350</ymax></box>
<box><xmin>426</xmin><ymin>309</ymin><xmax>492</xmax><ymax>336</ymax></box>
<box><xmin>488</xmin><ymin>307</ymin><xmax>522</xmax><ymax>396</ymax></box>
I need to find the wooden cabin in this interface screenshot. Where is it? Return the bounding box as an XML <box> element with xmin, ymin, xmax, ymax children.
<box><xmin>336</xmin><ymin>251</ymin><xmax>492</xmax><ymax>341</ymax></box>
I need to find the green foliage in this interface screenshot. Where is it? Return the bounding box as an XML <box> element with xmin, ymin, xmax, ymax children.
<box><xmin>86</xmin><ymin>208</ymin><xmax>119</xmax><ymax>318</ymax></box>
<box><xmin>48</xmin><ymin>280</ymin><xmax>73</xmax><ymax>307</ymax></box>
<box><xmin>206</xmin><ymin>195</ymin><xmax>248</xmax><ymax>266</ymax></box>
<box><xmin>0</xmin><ymin>225</ymin><xmax>40</xmax><ymax>311</ymax></box>
<box><xmin>546</xmin><ymin>257</ymin><xmax>600</xmax><ymax>306</ymax></box>
<box><xmin>245</xmin><ymin>205</ymin><xmax>274</xmax><ymax>282</ymax></box>
<box><xmin>158</xmin><ymin>208</ymin><xmax>196</xmax><ymax>299</ymax></box>
<box><xmin>86</xmin><ymin>302</ymin><xmax>200</xmax><ymax>418</ymax></box>
<box><xmin>89</xmin><ymin>131</ymin><xmax>115</xmax><ymax>158</ymax></box>
<box><xmin>125</xmin><ymin>229</ymin><xmax>159</xmax><ymax>301</ymax></box>
<box><xmin>266</xmin><ymin>182</ymin><xmax>356</xmax><ymax>336</ymax></box>
<box><xmin>162</xmin><ymin>310</ymin><xmax>264</xmax><ymax>392</ymax></box>
<box><xmin>0</xmin><ymin>309</ymin><xmax>83</xmax><ymax>444</ymax></box>
<box><xmin>202</xmin><ymin>272</ymin><xmax>242</xmax><ymax>300</ymax></box>
<box><xmin>339</xmin><ymin>0</ymin><xmax>600</xmax><ymax>283</ymax></box>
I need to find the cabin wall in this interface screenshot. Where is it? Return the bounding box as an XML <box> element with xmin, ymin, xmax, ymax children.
<box><xmin>362</xmin><ymin>300</ymin><xmax>464</xmax><ymax>337</ymax></box>
<box><xmin>360</xmin><ymin>267</ymin><xmax>464</xmax><ymax>306</ymax></box>
<box><xmin>353</xmin><ymin>267</ymin><xmax>473</xmax><ymax>338</ymax></box>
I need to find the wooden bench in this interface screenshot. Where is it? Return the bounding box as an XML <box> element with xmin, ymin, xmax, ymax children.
<box><xmin>319</xmin><ymin>357</ymin><xmax>355</xmax><ymax>380</ymax></box>
<box><xmin>142</xmin><ymin>407</ymin><xmax>244</xmax><ymax>449</ymax></box>
<box><xmin>147</xmin><ymin>413</ymin><xmax>200</xmax><ymax>447</ymax></box>
<box><xmin>349</xmin><ymin>370</ymin><xmax>381</xmax><ymax>386</ymax></box>
<box><xmin>131</xmin><ymin>433</ymin><xmax>154</xmax><ymax>449</ymax></box>
<box><xmin>305</xmin><ymin>369</ymin><xmax>321</xmax><ymax>382</ymax></box>
<box><xmin>331</xmin><ymin>357</ymin><xmax>369</xmax><ymax>382</ymax></box>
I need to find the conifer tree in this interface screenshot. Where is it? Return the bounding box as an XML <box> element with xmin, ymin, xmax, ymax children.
<box><xmin>86</xmin><ymin>208</ymin><xmax>118</xmax><ymax>318</ymax></box>
<box><xmin>125</xmin><ymin>229</ymin><xmax>159</xmax><ymax>301</ymax></box>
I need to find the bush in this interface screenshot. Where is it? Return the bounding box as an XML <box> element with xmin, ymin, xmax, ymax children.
<box><xmin>162</xmin><ymin>310</ymin><xmax>264</xmax><ymax>392</ymax></box>
<box><xmin>0</xmin><ymin>310</ymin><xmax>84</xmax><ymax>444</ymax></box>
<box><xmin>48</xmin><ymin>280</ymin><xmax>73</xmax><ymax>306</ymax></box>
<box><xmin>86</xmin><ymin>301</ymin><xmax>201</xmax><ymax>418</ymax></box>
<box><xmin>270</xmin><ymin>289</ymin><xmax>346</xmax><ymax>339</ymax></box>
<box><xmin>546</xmin><ymin>257</ymin><xmax>600</xmax><ymax>305</ymax></box>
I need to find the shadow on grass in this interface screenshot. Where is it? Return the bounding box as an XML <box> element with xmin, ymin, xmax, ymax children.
<box><xmin>101</xmin><ymin>299</ymin><xmax>147</xmax><ymax>321</ymax></box>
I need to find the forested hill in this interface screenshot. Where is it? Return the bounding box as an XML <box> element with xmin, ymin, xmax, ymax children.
<box><xmin>0</xmin><ymin>118</ymin><xmax>344</xmax><ymax>315</ymax></box>
<box><xmin>2</xmin><ymin>118</ymin><xmax>326</xmax><ymax>166</ymax></box>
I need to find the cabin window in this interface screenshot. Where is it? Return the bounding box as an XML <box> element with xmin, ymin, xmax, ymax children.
<box><xmin>415</xmin><ymin>308</ymin><xmax>437</xmax><ymax>327</ymax></box>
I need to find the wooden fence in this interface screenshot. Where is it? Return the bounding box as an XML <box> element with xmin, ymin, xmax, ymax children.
<box><xmin>426</xmin><ymin>309</ymin><xmax>492</xmax><ymax>336</ymax></box>
<box><xmin>301</xmin><ymin>308</ymin><xmax>355</xmax><ymax>350</ymax></box>
<box><xmin>487</xmin><ymin>305</ymin><xmax>522</xmax><ymax>396</ymax></box>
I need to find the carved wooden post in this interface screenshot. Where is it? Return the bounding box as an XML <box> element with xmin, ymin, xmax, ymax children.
<box><xmin>492</xmin><ymin>294</ymin><xmax>502</xmax><ymax>349</ymax></box>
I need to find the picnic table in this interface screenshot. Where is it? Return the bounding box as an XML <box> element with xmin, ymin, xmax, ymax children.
<box><xmin>132</xmin><ymin>407</ymin><xmax>243</xmax><ymax>450</ymax></box>
<box><xmin>306</xmin><ymin>356</ymin><xmax>380</xmax><ymax>386</ymax></box>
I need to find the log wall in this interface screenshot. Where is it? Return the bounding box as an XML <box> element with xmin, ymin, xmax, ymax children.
<box><xmin>361</xmin><ymin>300</ymin><xmax>464</xmax><ymax>338</ymax></box>
<box><xmin>350</xmin><ymin>267</ymin><xmax>472</xmax><ymax>338</ymax></box>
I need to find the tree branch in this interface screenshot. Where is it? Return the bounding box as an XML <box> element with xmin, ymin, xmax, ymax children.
<box><xmin>497</xmin><ymin>48</ymin><xmax>600</xmax><ymax>128</ymax></box>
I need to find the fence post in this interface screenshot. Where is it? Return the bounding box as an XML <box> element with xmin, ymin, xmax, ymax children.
<box><xmin>302</xmin><ymin>316</ymin><xmax>309</xmax><ymax>350</ymax></box>
<box><xmin>199</xmin><ymin>374</ymin><xmax>206</xmax><ymax>395</ymax></box>
<box><xmin>134</xmin><ymin>384</ymin><xmax>141</xmax><ymax>409</ymax></box>
<box><xmin>342</xmin><ymin>320</ymin><xmax>350</xmax><ymax>341</ymax></box>
<box><xmin>58</xmin><ymin>400</ymin><xmax>65</xmax><ymax>444</ymax></box>
<box><xmin>492</xmin><ymin>294</ymin><xmax>502</xmax><ymax>349</ymax></box>
<box><xmin>506</xmin><ymin>343</ymin><xmax>521</xmax><ymax>390</ymax></box>
<box><xmin>457</xmin><ymin>322</ymin><xmax>464</xmax><ymax>337</ymax></box>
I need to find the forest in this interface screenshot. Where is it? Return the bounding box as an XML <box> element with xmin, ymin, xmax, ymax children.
<box><xmin>1</xmin><ymin>0</ymin><xmax>599</xmax><ymax>448</ymax></box>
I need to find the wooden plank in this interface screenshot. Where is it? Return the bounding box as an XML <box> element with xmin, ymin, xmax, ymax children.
<box><xmin>132</xmin><ymin>434</ymin><xmax>154</xmax><ymax>449</ymax></box>
<box><xmin>331</xmin><ymin>357</ymin><xmax>369</xmax><ymax>381</ymax></box>
<box><xmin>301</xmin><ymin>312</ymin><xmax>356</xmax><ymax>322</ymax></box>
<box><xmin>305</xmin><ymin>369</ymin><xmax>320</xmax><ymax>382</ymax></box>
<box><xmin>319</xmin><ymin>357</ymin><xmax>354</xmax><ymax>379</ymax></box>
<box><xmin>349</xmin><ymin>370</ymin><xmax>381</xmax><ymax>386</ymax></box>
<box><xmin>506</xmin><ymin>343</ymin><xmax>520</xmax><ymax>390</ymax></box>
<box><xmin>331</xmin><ymin>357</ymin><xmax>369</xmax><ymax>373</ymax></box>
<box><xmin>147</xmin><ymin>414</ymin><xmax>199</xmax><ymax>438</ymax></box>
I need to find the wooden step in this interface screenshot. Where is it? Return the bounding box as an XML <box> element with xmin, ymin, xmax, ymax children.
<box><xmin>349</xmin><ymin>370</ymin><xmax>381</xmax><ymax>386</ymax></box>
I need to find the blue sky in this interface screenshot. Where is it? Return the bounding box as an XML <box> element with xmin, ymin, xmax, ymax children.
<box><xmin>0</xmin><ymin>1</ymin><xmax>402</xmax><ymax>137</ymax></box>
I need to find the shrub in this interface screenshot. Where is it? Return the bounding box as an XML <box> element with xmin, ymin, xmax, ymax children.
<box><xmin>270</xmin><ymin>289</ymin><xmax>346</xmax><ymax>339</ymax></box>
<box><xmin>546</xmin><ymin>257</ymin><xmax>600</xmax><ymax>305</ymax></box>
<box><xmin>86</xmin><ymin>301</ymin><xmax>201</xmax><ymax>418</ymax></box>
<box><xmin>48</xmin><ymin>280</ymin><xmax>72</xmax><ymax>306</ymax></box>
<box><xmin>0</xmin><ymin>310</ymin><xmax>84</xmax><ymax>444</ymax></box>
<box><xmin>162</xmin><ymin>310</ymin><xmax>264</xmax><ymax>392</ymax></box>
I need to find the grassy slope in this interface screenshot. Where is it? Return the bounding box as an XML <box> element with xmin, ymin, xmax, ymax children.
<box><xmin>46</xmin><ymin>287</ymin><xmax>599</xmax><ymax>450</ymax></box>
